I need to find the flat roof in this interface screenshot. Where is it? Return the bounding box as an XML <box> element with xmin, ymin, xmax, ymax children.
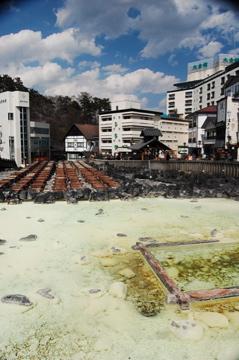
<box><xmin>99</xmin><ymin>108</ymin><xmax>163</xmax><ymax>116</ymax></box>
<box><xmin>167</xmin><ymin>62</ymin><xmax>239</xmax><ymax>94</ymax></box>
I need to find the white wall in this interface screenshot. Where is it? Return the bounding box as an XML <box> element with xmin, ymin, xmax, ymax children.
<box><xmin>225</xmin><ymin>97</ymin><xmax>239</xmax><ymax>146</ymax></box>
<box><xmin>111</xmin><ymin>100</ymin><xmax>141</xmax><ymax>111</ymax></box>
<box><xmin>158</xmin><ymin>119</ymin><xmax>189</xmax><ymax>151</ymax></box>
<box><xmin>65</xmin><ymin>135</ymin><xmax>88</xmax><ymax>154</ymax></box>
<box><xmin>0</xmin><ymin>91</ymin><xmax>30</xmax><ymax>166</ymax></box>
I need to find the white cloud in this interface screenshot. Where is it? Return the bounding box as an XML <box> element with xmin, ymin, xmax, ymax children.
<box><xmin>56</xmin><ymin>0</ymin><xmax>135</xmax><ymax>38</ymax></box>
<box><xmin>102</xmin><ymin>64</ymin><xmax>128</xmax><ymax>75</ymax></box>
<box><xmin>198</xmin><ymin>41</ymin><xmax>223</xmax><ymax>58</ymax></box>
<box><xmin>55</xmin><ymin>0</ymin><xmax>239</xmax><ymax>58</ymax></box>
<box><xmin>8</xmin><ymin>62</ymin><xmax>178</xmax><ymax>104</ymax></box>
<box><xmin>78</xmin><ymin>60</ymin><xmax>100</xmax><ymax>70</ymax></box>
<box><xmin>0</xmin><ymin>28</ymin><xmax>101</xmax><ymax>67</ymax></box>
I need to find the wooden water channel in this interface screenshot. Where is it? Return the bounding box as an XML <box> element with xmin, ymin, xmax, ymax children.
<box><xmin>0</xmin><ymin>160</ymin><xmax>120</xmax><ymax>194</ymax></box>
<box><xmin>135</xmin><ymin>242</ymin><xmax>239</xmax><ymax>309</ymax></box>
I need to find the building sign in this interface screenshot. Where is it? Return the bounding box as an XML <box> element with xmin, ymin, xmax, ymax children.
<box><xmin>178</xmin><ymin>146</ymin><xmax>189</xmax><ymax>154</ymax></box>
<box><xmin>223</xmin><ymin>57</ymin><xmax>239</xmax><ymax>64</ymax></box>
<box><xmin>192</xmin><ymin>62</ymin><xmax>208</xmax><ymax>70</ymax></box>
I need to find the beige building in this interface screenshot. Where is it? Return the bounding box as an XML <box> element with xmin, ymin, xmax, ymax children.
<box><xmin>99</xmin><ymin>102</ymin><xmax>189</xmax><ymax>155</ymax></box>
<box><xmin>157</xmin><ymin>116</ymin><xmax>189</xmax><ymax>152</ymax></box>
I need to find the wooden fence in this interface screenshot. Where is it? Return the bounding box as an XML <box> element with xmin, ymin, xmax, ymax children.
<box><xmin>93</xmin><ymin>159</ymin><xmax>239</xmax><ymax>177</ymax></box>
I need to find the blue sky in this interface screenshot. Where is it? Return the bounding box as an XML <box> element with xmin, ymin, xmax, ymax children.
<box><xmin>0</xmin><ymin>0</ymin><xmax>239</xmax><ymax>111</ymax></box>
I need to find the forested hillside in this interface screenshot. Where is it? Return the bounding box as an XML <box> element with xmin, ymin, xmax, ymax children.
<box><xmin>0</xmin><ymin>75</ymin><xmax>111</xmax><ymax>153</ymax></box>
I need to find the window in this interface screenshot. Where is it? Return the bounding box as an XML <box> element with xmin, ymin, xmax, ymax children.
<box><xmin>19</xmin><ymin>107</ymin><xmax>29</xmax><ymax>162</ymax></box>
<box><xmin>8</xmin><ymin>113</ymin><xmax>14</xmax><ymax>120</ymax></box>
<box><xmin>207</xmin><ymin>93</ymin><xmax>210</xmax><ymax>100</ymax></box>
<box><xmin>168</xmin><ymin>93</ymin><xmax>175</xmax><ymax>100</ymax></box>
<box><xmin>67</xmin><ymin>142</ymin><xmax>74</xmax><ymax>148</ymax></box>
<box><xmin>199</xmin><ymin>96</ymin><xmax>202</xmax><ymax>103</ymax></box>
<box><xmin>185</xmin><ymin>91</ymin><xmax>192</xmax><ymax>98</ymax></box>
<box><xmin>221</xmin><ymin>77</ymin><xmax>225</xmax><ymax>85</ymax></box>
<box><xmin>207</xmin><ymin>83</ymin><xmax>210</xmax><ymax>91</ymax></box>
<box><xmin>211</xmin><ymin>91</ymin><xmax>215</xmax><ymax>98</ymax></box>
<box><xmin>221</xmin><ymin>88</ymin><xmax>224</xmax><ymax>96</ymax></box>
<box><xmin>211</xmin><ymin>101</ymin><xmax>215</xmax><ymax>105</ymax></box>
<box><xmin>212</xmin><ymin>81</ymin><xmax>215</xmax><ymax>89</ymax></box>
<box><xmin>207</xmin><ymin>103</ymin><xmax>210</xmax><ymax>106</ymax></box>
<box><xmin>9</xmin><ymin>136</ymin><xmax>15</xmax><ymax>160</ymax></box>
<box><xmin>168</xmin><ymin>102</ymin><xmax>175</xmax><ymax>108</ymax></box>
<box><xmin>101</xmin><ymin>116</ymin><xmax>112</xmax><ymax>121</ymax></box>
<box><xmin>199</xmin><ymin>87</ymin><xmax>202</xmax><ymax>94</ymax></box>
<box><xmin>30</xmin><ymin>127</ymin><xmax>49</xmax><ymax>134</ymax></box>
<box><xmin>77</xmin><ymin>142</ymin><xmax>84</xmax><ymax>147</ymax></box>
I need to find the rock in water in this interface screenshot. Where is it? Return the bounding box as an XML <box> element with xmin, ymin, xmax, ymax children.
<box><xmin>37</xmin><ymin>218</ymin><xmax>45</xmax><ymax>223</ymax></box>
<box><xmin>89</xmin><ymin>288</ymin><xmax>101</xmax><ymax>294</ymax></box>
<box><xmin>170</xmin><ymin>319</ymin><xmax>204</xmax><ymax>340</ymax></box>
<box><xmin>19</xmin><ymin>234</ymin><xmax>37</xmax><ymax>241</ymax></box>
<box><xmin>37</xmin><ymin>288</ymin><xmax>54</xmax><ymax>299</ymax></box>
<box><xmin>138</xmin><ymin>236</ymin><xmax>153</xmax><ymax>241</ymax></box>
<box><xmin>194</xmin><ymin>311</ymin><xmax>229</xmax><ymax>328</ymax></box>
<box><xmin>211</xmin><ymin>228</ymin><xmax>217</xmax><ymax>237</ymax></box>
<box><xmin>118</xmin><ymin>268</ymin><xmax>136</xmax><ymax>279</ymax></box>
<box><xmin>116</xmin><ymin>233</ymin><xmax>127</xmax><ymax>237</ymax></box>
<box><xmin>109</xmin><ymin>282</ymin><xmax>127</xmax><ymax>299</ymax></box>
<box><xmin>95</xmin><ymin>208</ymin><xmax>104</xmax><ymax>216</ymax></box>
<box><xmin>0</xmin><ymin>239</ymin><xmax>6</xmax><ymax>245</ymax></box>
<box><xmin>1</xmin><ymin>294</ymin><xmax>32</xmax><ymax>306</ymax></box>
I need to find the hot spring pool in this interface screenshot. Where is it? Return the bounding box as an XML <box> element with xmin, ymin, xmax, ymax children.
<box><xmin>0</xmin><ymin>197</ymin><xmax>239</xmax><ymax>360</ymax></box>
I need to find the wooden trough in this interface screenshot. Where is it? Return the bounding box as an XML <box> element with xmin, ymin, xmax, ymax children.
<box><xmin>135</xmin><ymin>241</ymin><xmax>239</xmax><ymax>309</ymax></box>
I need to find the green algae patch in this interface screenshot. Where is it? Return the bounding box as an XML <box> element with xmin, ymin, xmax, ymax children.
<box><xmin>101</xmin><ymin>251</ymin><xmax>166</xmax><ymax>317</ymax></box>
<box><xmin>152</xmin><ymin>243</ymin><xmax>239</xmax><ymax>292</ymax></box>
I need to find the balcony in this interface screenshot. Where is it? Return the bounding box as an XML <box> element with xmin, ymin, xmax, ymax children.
<box><xmin>99</xmin><ymin>132</ymin><xmax>112</xmax><ymax>139</ymax></box>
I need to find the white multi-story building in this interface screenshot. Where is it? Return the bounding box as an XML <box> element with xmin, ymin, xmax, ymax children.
<box><xmin>99</xmin><ymin>103</ymin><xmax>189</xmax><ymax>155</ymax></box>
<box><xmin>187</xmin><ymin>106</ymin><xmax>217</xmax><ymax>155</ymax></box>
<box><xmin>218</xmin><ymin>75</ymin><xmax>239</xmax><ymax>151</ymax></box>
<box><xmin>0</xmin><ymin>91</ymin><xmax>31</xmax><ymax>166</ymax></box>
<box><xmin>99</xmin><ymin>107</ymin><xmax>162</xmax><ymax>155</ymax></box>
<box><xmin>167</xmin><ymin>54</ymin><xmax>239</xmax><ymax>117</ymax></box>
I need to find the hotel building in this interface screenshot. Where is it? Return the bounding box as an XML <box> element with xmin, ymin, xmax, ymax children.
<box><xmin>167</xmin><ymin>54</ymin><xmax>239</xmax><ymax>117</ymax></box>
